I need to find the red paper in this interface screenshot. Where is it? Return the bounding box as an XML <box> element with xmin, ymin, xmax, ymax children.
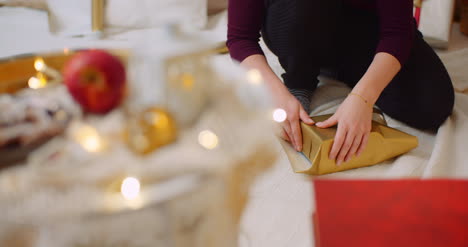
<box><xmin>313</xmin><ymin>180</ymin><xmax>468</xmax><ymax>247</ymax></box>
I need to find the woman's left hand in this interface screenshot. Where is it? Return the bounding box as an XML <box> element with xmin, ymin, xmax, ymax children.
<box><xmin>315</xmin><ymin>94</ymin><xmax>373</xmax><ymax>166</ymax></box>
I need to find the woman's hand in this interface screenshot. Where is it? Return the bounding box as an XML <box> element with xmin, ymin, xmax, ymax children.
<box><xmin>273</xmin><ymin>87</ymin><xmax>315</xmax><ymax>151</ymax></box>
<box><xmin>315</xmin><ymin>94</ymin><xmax>373</xmax><ymax>165</ymax></box>
<box><xmin>240</xmin><ymin>54</ymin><xmax>315</xmax><ymax>152</ymax></box>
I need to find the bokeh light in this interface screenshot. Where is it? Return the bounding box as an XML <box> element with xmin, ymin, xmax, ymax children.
<box><xmin>246</xmin><ymin>69</ymin><xmax>263</xmax><ymax>85</ymax></box>
<box><xmin>121</xmin><ymin>177</ymin><xmax>141</xmax><ymax>200</ymax></box>
<box><xmin>198</xmin><ymin>130</ymin><xmax>219</xmax><ymax>150</ymax></box>
<box><xmin>273</xmin><ymin>108</ymin><xmax>287</xmax><ymax>123</ymax></box>
<box><xmin>73</xmin><ymin>125</ymin><xmax>104</xmax><ymax>153</ymax></box>
<box><xmin>34</xmin><ymin>58</ymin><xmax>45</xmax><ymax>71</ymax></box>
<box><xmin>28</xmin><ymin>76</ymin><xmax>47</xmax><ymax>89</ymax></box>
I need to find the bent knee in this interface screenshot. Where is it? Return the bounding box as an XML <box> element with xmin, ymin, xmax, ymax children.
<box><xmin>410</xmin><ymin>92</ymin><xmax>455</xmax><ymax>131</ymax></box>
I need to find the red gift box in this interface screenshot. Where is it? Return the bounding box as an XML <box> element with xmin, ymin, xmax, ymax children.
<box><xmin>313</xmin><ymin>179</ymin><xmax>468</xmax><ymax>247</ymax></box>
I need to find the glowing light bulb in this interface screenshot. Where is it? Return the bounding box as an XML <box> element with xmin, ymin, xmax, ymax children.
<box><xmin>82</xmin><ymin>136</ymin><xmax>101</xmax><ymax>152</ymax></box>
<box><xmin>121</xmin><ymin>177</ymin><xmax>141</xmax><ymax>200</ymax></box>
<box><xmin>73</xmin><ymin>125</ymin><xmax>104</xmax><ymax>152</ymax></box>
<box><xmin>28</xmin><ymin>77</ymin><xmax>42</xmax><ymax>89</ymax></box>
<box><xmin>198</xmin><ymin>130</ymin><xmax>219</xmax><ymax>150</ymax></box>
<box><xmin>34</xmin><ymin>58</ymin><xmax>45</xmax><ymax>71</ymax></box>
<box><xmin>273</xmin><ymin>108</ymin><xmax>287</xmax><ymax>123</ymax></box>
<box><xmin>246</xmin><ymin>69</ymin><xmax>263</xmax><ymax>85</ymax></box>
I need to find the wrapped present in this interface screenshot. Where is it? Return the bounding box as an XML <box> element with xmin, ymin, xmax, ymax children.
<box><xmin>282</xmin><ymin>111</ymin><xmax>418</xmax><ymax>175</ymax></box>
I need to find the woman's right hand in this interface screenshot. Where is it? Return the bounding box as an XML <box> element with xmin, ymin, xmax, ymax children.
<box><xmin>272</xmin><ymin>87</ymin><xmax>315</xmax><ymax>152</ymax></box>
<box><xmin>240</xmin><ymin>54</ymin><xmax>314</xmax><ymax>152</ymax></box>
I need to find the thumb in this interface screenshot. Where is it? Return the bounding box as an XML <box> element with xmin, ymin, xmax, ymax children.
<box><xmin>316</xmin><ymin>115</ymin><xmax>338</xmax><ymax>128</ymax></box>
<box><xmin>300</xmin><ymin>108</ymin><xmax>315</xmax><ymax>125</ymax></box>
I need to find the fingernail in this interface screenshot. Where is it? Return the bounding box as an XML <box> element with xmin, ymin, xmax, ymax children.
<box><xmin>336</xmin><ymin>160</ymin><xmax>342</xmax><ymax>166</ymax></box>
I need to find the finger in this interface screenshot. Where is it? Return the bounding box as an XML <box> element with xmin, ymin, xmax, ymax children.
<box><xmin>345</xmin><ymin>133</ymin><xmax>363</xmax><ymax>163</ymax></box>
<box><xmin>336</xmin><ymin>132</ymin><xmax>356</xmax><ymax>166</ymax></box>
<box><xmin>299</xmin><ymin>108</ymin><xmax>315</xmax><ymax>125</ymax></box>
<box><xmin>316</xmin><ymin>115</ymin><xmax>338</xmax><ymax>129</ymax></box>
<box><xmin>329</xmin><ymin>124</ymin><xmax>346</xmax><ymax>161</ymax></box>
<box><xmin>283</xmin><ymin>121</ymin><xmax>294</xmax><ymax>145</ymax></box>
<box><xmin>356</xmin><ymin>133</ymin><xmax>370</xmax><ymax>157</ymax></box>
<box><xmin>290</xmin><ymin>118</ymin><xmax>303</xmax><ymax>152</ymax></box>
<box><xmin>281</xmin><ymin>128</ymin><xmax>291</xmax><ymax>143</ymax></box>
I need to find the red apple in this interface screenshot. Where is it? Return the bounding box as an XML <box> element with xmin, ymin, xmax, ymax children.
<box><xmin>63</xmin><ymin>50</ymin><xmax>126</xmax><ymax>114</ymax></box>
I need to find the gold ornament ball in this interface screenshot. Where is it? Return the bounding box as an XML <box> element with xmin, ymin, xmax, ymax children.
<box><xmin>125</xmin><ymin>107</ymin><xmax>178</xmax><ymax>155</ymax></box>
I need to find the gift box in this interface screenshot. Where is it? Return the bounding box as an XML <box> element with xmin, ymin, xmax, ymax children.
<box><xmin>415</xmin><ymin>0</ymin><xmax>457</xmax><ymax>48</ymax></box>
<box><xmin>281</xmin><ymin>111</ymin><xmax>418</xmax><ymax>175</ymax></box>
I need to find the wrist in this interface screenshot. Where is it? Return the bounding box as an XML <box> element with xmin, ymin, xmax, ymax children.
<box><xmin>352</xmin><ymin>82</ymin><xmax>381</xmax><ymax>106</ymax></box>
<box><xmin>266</xmin><ymin>78</ymin><xmax>288</xmax><ymax>96</ymax></box>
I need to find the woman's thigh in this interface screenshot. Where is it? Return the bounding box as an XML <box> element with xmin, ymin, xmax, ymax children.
<box><xmin>262</xmin><ymin>0</ymin><xmax>342</xmax><ymax>90</ymax></box>
<box><xmin>375</xmin><ymin>33</ymin><xmax>455</xmax><ymax>131</ymax></box>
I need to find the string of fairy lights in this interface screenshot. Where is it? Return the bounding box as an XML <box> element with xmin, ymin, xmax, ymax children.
<box><xmin>18</xmin><ymin>53</ymin><xmax>288</xmax><ymax>206</ymax></box>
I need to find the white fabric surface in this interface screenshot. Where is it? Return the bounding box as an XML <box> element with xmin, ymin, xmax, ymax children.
<box><xmin>1</xmin><ymin>7</ymin><xmax>467</xmax><ymax>247</ymax></box>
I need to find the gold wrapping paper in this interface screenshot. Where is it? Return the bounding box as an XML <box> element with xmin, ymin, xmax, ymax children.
<box><xmin>285</xmin><ymin>112</ymin><xmax>418</xmax><ymax>175</ymax></box>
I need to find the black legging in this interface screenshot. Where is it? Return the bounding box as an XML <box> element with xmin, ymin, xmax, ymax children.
<box><xmin>262</xmin><ymin>0</ymin><xmax>455</xmax><ymax>131</ymax></box>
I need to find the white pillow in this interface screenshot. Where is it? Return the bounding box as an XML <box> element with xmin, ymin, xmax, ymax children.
<box><xmin>105</xmin><ymin>0</ymin><xmax>207</xmax><ymax>29</ymax></box>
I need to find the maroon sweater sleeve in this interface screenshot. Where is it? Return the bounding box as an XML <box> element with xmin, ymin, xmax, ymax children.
<box><xmin>375</xmin><ymin>0</ymin><xmax>415</xmax><ymax>66</ymax></box>
<box><xmin>226</xmin><ymin>0</ymin><xmax>265</xmax><ymax>62</ymax></box>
